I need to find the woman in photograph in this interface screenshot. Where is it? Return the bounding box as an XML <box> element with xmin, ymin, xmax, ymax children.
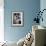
<box><xmin>13</xmin><ymin>13</ymin><xmax>21</xmax><ymax>24</ymax></box>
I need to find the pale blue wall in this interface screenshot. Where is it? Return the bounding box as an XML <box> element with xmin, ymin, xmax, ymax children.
<box><xmin>40</xmin><ymin>0</ymin><xmax>46</xmax><ymax>27</ymax></box>
<box><xmin>4</xmin><ymin>0</ymin><xmax>40</xmax><ymax>42</ymax></box>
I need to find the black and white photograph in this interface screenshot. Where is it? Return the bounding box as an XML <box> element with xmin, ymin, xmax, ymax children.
<box><xmin>12</xmin><ymin>12</ymin><xmax>23</xmax><ymax>26</ymax></box>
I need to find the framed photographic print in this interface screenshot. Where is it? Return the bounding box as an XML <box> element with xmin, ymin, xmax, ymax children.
<box><xmin>12</xmin><ymin>12</ymin><xmax>24</xmax><ymax>26</ymax></box>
